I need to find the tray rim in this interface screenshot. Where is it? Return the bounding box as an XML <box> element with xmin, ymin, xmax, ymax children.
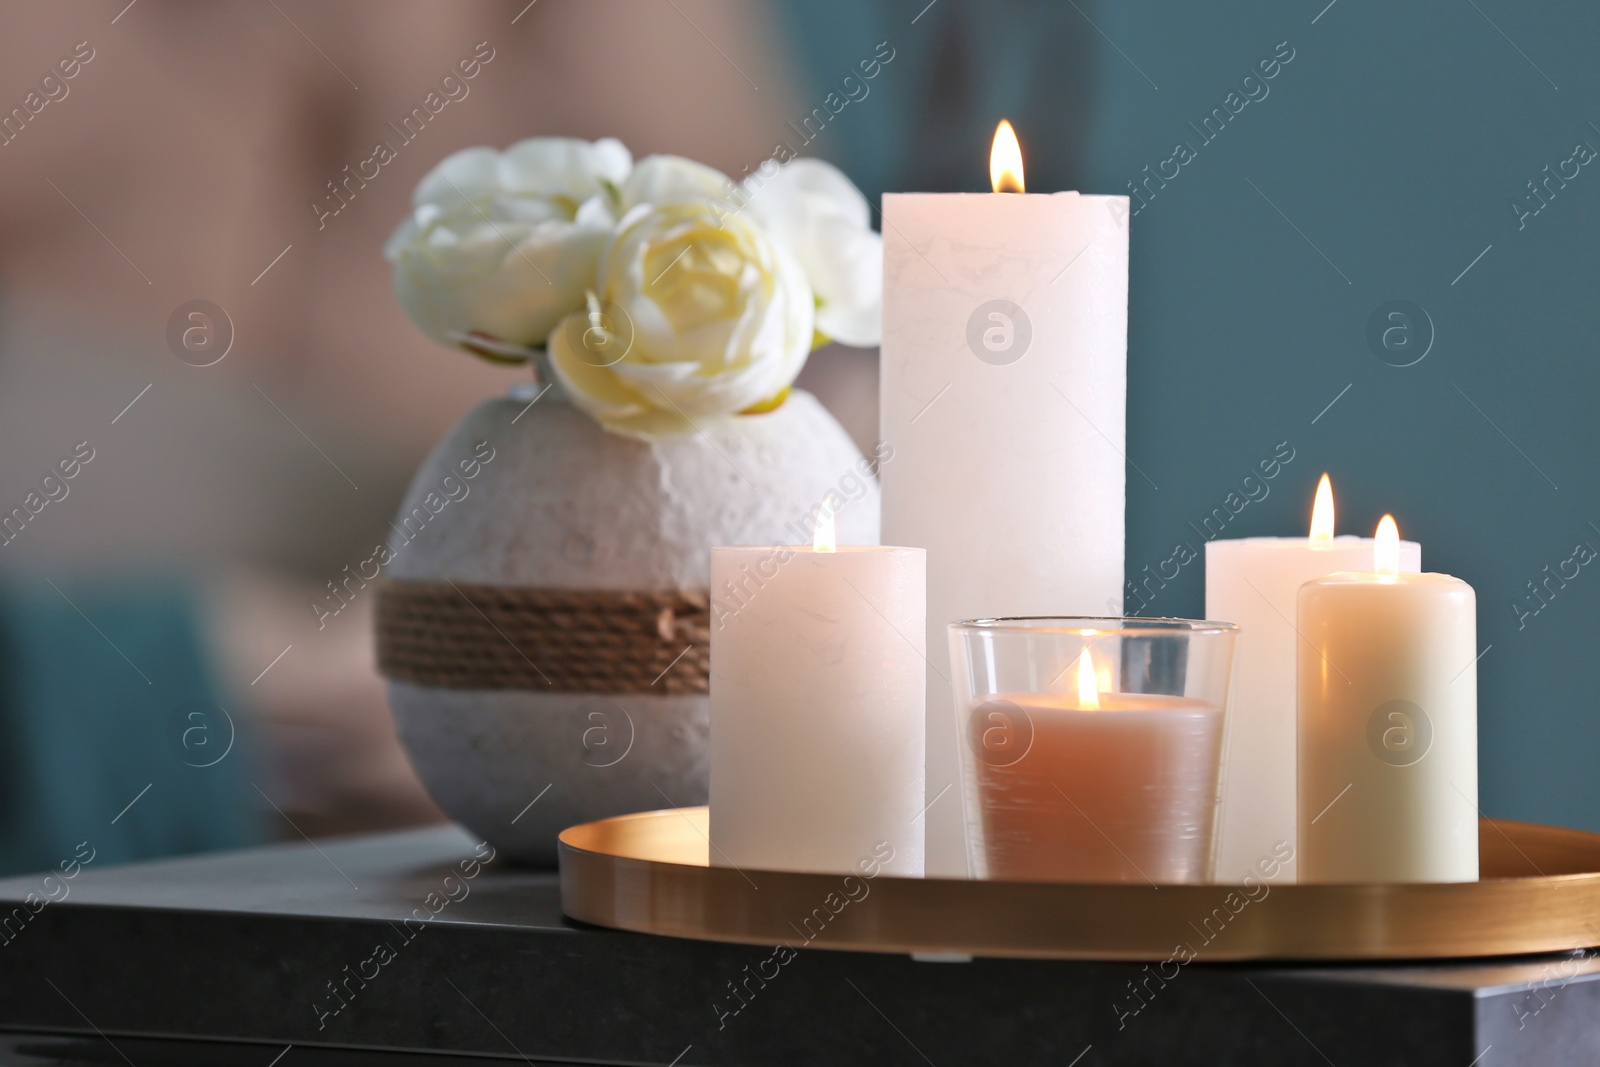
<box><xmin>558</xmin><ymin>806</ymin><xmax>1600</xmax><ymax>962</ymax></box>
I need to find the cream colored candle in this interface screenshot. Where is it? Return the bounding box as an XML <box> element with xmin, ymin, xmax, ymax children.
<box><xmin>967</xmin><ymin>649</ymin><xmax>1223</xmax><ymax>883</ymax></box>
<box><xmin>1297</xmin><ymin>516</ymin><xmax>1478</xmax><ymax>884</ymax></box>
<box><xmin>709</xmin><ymin>507</ymin><xmax>925</xmax><ymax>876</ymax></box>
<box><xmin>1205</xmin><ymin>475</ymin><xmax>1419</xmax><ymax>882</ymax></box>
<box><xmin>881</xmin><ymin>123</ymin><xmax>1128</xmax><ymax>876</ymax></box>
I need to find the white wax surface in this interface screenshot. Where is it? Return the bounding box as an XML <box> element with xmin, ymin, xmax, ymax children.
<box><xmin>709</xmin><ymin>545</ymin><xmax>925</xmax><ymax>876</ymax></box>
<box><xmin>1205</xmin><ymin>535</ymin><xmax>1420</xmax><ymax>882</ymax></box>
<box><xmin>881</xmin><ymin>192</ymin><xmax>1129</xmax><ymax>877</ymax></box>
<box><xmin>1297</xmin><ymin>571</ymin><xmax>1478</xmax><ymax>884</ymax></box>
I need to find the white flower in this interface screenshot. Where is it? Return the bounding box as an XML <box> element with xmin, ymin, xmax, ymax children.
<box><xmin>619</xmin><ymin>154</ymin><xmax>734</xmax><ymax>211</ymax></box>
<box><xmin>741</xmin><ymin>157</ymin><xmax>882</xmax><ymax>347</ymax></box>
<box><xmin>547</xmin><ymin>200</ymin><xmax>814</xmax><ymax>439</ymax></box>
<box><xmin>385</xmin><ymin>137</ymin><xmax>632</xmax><ymax>356</ymax></box>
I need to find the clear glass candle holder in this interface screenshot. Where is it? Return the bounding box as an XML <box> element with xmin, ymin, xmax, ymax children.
<box><xmin>948</xmin><ymin>617</ymin><xmax>1238</xmax><ymax>884</ymax></box>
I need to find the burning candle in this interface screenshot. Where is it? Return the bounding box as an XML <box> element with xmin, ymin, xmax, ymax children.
<box><xmin>709</xmin><ymin>504</ymin><xmax>926</xmax><ymax>875</ymax></box>
<box><xmin>1204</xmin><ymin>474</ymin><xmax>1420</xmax><ymax>881</ymax></box>
<box><xmin>1297</xmin><ymin>516</ymin><xmax>1479</xmax><ymax>883</ymax></box>
<box><xmin>882</xmin><ymin>121</ymin><xmax>1129</xmax><ymax>876</ymax></box>
<box><xmin>948</xmin><ymin>618</ymin><xmax>1237</xmax><ymax>884</ymax></box>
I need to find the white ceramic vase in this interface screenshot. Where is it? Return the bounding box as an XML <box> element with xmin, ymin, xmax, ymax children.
<box><xmin>384</xmin><ymin>387</ymin><xmax>880</xmax><ymax>865</ymax></box>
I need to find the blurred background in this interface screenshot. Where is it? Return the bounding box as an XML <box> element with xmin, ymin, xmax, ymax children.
<box><xmin>1</xmin><ymin>0</ymin><xmax>1595</xmax><ymax>873</ymax></box>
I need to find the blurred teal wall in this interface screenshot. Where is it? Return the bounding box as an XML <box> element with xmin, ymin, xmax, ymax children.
<box><xmin>772</xmin><ymin>0</ymin><xmax>1600</xmax><ymax>832</ymax></box>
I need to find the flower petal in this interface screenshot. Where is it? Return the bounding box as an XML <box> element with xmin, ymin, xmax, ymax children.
<box><xmin>740</xmin><ymin>157</ymin><xmax>881</xmax><ymax>346</ymax></box>
<box><xmin>550</xmin><ymin>202</ymin><xmax>814</xmax><ymax>437</ymax></box>
<box><xmin>500</xmin><ymin>136</ymin><xmax>633</xmax><ymax>200</ymax></box>
<box><xmin>391</xmin><ymin>138</ymin><xmax>634</xmax><ymax>351</ymax></box>
<box><xmin>622</xmin><ymin>155</ymin><xmax>734</xmax><ymax>210</ymax></box>
<box><xmin>413</xmin><ymin>146</ymin><xmax>500</xmax><ymax>210</ymax></box>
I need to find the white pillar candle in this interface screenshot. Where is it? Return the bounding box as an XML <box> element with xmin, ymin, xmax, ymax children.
<box><xmin>1297</xmin><ymin>516</ymin><xmax>1478</xmax><ymax>883</ymax></box>
<box><xmin>1205</xmin><ymin>475</ymin><xmax>1419</xmax><ymax>882</ymax></box>
<box><xmin>709</xmin><ymin>508</ymin><xmax>925</xmax><ymax>875</ymax></box>
<box><xmin>881</xmin><ymin>122</ymin><xmax>1128</xmax><ymax>876</ymax></box>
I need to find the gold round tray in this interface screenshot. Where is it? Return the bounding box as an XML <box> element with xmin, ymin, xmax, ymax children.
<box><xmin>559</xmin><ymin>807</ymin><xmax>1600</xmax><ymax>961</ymax></box>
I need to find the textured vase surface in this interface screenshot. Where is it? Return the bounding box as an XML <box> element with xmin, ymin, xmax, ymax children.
<box><xmin>386</xmin><ymin>389</ymin><xmax>880</xmax><ymax>865</ymax></box>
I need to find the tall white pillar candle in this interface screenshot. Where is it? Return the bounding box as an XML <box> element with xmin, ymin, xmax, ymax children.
<box><xmin>709</xmin><ymin>525</ymin><xmax>925</xmax><ymax>875</ymax></box>
<box><xmin>881</xmin><ymin>125</ymin><xmax>1128</xmax><ymax>876</ymax></box>
<box><xmin>1297</xmin><ymin>516</ymin><xmax>1478</xmax><ymax>883</ymax></box>
<box><xmin>1205</xmin><ymin>475</ymin><xmax>1419</xmax><ymax>882</ymax></box>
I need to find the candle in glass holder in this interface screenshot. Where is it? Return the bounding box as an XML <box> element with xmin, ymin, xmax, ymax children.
<box><xmin>970</xmin><ymin>650</ymin><xmax>1224</xmax><ymax>883</ymax></box>
<box><xmin>1297</xmin><ymin>515</ymin><xmax>1478</xmax><ymax>884</ymax></box>
<box><xmin>948</xmin><ymin>618</ymin><xmax>1237</xmax><ymax>884</ymax></box>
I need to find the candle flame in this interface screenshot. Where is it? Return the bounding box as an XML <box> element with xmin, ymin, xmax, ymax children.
<box><xmin>1076</xmin><ymin>646</ymin><xmax>1099</xmax><ymax>710</ymax></box>
<box><xmin>1374</xmin><ymin>514</ymin><xmax>1400</xmax><ymax>575</ymax></box>
<box><xmin>813</xmin><ymin>498</ymin><xmax>836</xmax><ymax>553</ymax></box>
<box><xmin>990</xmin><ymin>119</ymin><xmax>1025</xmax><ymax>193</ymax></box>
<box><xmin>1309</xmin><ymin>473</ymin><xmax>1335</xmax><ymax>544</ymax></box>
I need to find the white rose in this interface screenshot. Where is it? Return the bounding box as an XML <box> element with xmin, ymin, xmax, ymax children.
<box><xmin>741</xmin><ymin>157</ymin><xmax>882</xmax><ymax>347</ymax></box>
<box><xmin>547</xmin><ymin>201</ymin><xmax>814</xmax><ymax>439</ymax></box>
<box><xmin>619</xmin><ymin>154</ymin><xmax>734</xmax><ymax>211</ymax></box>
<box><xmin>385</xmin><ymin>137</ymin><xmax>632</xmax><ymax>356</ymax></box>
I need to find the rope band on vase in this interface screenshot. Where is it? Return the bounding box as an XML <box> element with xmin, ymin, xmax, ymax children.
<box><xmin>375</xmin><ymin>581</ymin><xmax>711</xmax><ymax>695</ymax></box>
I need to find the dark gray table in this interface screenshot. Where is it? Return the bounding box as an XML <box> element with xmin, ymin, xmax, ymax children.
<box><xmin>0</xmin><ymin>826</ymin><xmax>1596</xmax><ymax>1065</ymax></box>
